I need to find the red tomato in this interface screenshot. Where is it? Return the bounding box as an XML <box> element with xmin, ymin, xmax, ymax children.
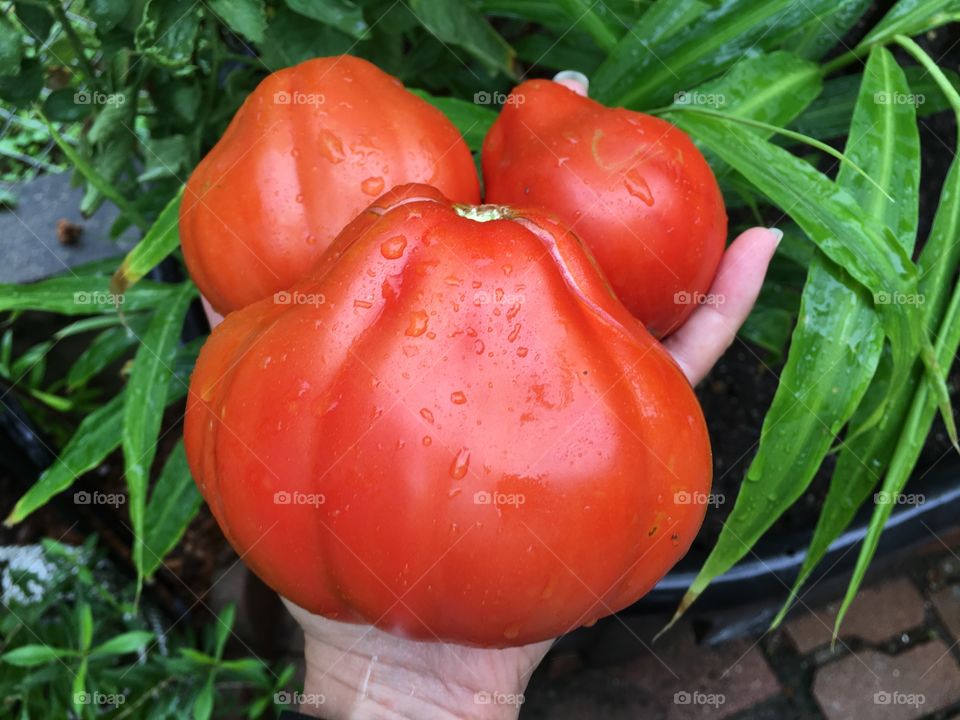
<box><xmin>180</xmin><ymin>55</ymin><xmax>480</xmax><ymax>315</ymax></box>
<box><xmin>185</xmin><ymin>184</ymin><xmax>712</xmax><ymax>647</ymax></box>
<box><xmin>483</xmin><ymin>79</ymin><xmax>727</xmax><ymax>337</ymax></box>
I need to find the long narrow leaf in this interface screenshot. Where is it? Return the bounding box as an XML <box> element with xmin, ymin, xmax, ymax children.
<box><xmin>110</xmin><ymin>186</ymin><xmax>183</xmax><ymax>296</ymax></box>
<box><xmin>121</xmin><ymin>282</ymin><xmax>196</xmax><ymax>589</ymax></box>
<box><xmin>0</xmin><ymin>277</ymin><xmax>179</xmax><ymax>315</ymax></box>
<box><xmin>141</xmin><ymin>441</ymin><xmax>203</xmax><ymax>578</ymax></box>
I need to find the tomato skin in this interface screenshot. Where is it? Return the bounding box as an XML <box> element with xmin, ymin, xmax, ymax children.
<box><xmin>184</xmin><ymin>184</ymin><xmax>711</xmax><ymax>647</ymax></box>
<box><xmin>180</xmin><ymin>55</ymin><xmax>480</xmax><ymax>315</ymax></box>
<box><xmin>482</xmin><ymin>79</ymin><xmax>727</xmax><ymax>337</ymax></box>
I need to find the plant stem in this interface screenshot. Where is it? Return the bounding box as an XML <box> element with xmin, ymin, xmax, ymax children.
<box><xmin>51</xmin><ymin>5</ymin><xmax>102</xmax><ymax>92</ymax></box>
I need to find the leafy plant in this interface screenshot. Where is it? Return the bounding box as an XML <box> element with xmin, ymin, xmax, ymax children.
<box><xmin>1</xmin><ymin>0</ymin><xmax>959</xmax><ymax>645</ymax></box>
<box><xmin>0</xmin><ymin>537</ymin><xmax>291</xmax><ymax>718</ymax></box>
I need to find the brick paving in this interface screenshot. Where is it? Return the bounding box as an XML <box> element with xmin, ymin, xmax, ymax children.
<box><xmin>519</xmin><ymin>536</ymin><xmax>960</xmax><ymax>719</ymax></box>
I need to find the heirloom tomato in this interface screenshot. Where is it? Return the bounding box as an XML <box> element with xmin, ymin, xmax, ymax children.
<box><xmin>483</xmin><ymin>79</ymin><xmax>726</xmax><ymax>337</ymax></box>
<box><xmin>184</xmin><ymin>184</ymin><xmax>711</xmax><ymax>647</ymax></box>
<box><xmin>180</xmin><ymin>55</ymin><xmax>480</xmax><ymax>314</ymax></box>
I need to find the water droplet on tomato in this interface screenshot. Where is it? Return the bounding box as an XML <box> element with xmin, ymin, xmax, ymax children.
<box><xmin>306</xmin><ymin>234</ymin><xmax>317</xmax><ymax>245</ymax></box>
<box><xmin>380</xmin><ymin>235</ymin><xmax>407</xmax><ymax>259</ymax></box>
<box><xmin>317</xmin><ymin>130</ymin><xmax>346</xmax><ymax>164</ymax></box>
<box><xmin>450</xmin><ymin>391</ymin><xmax>467</xmax><ymax>404</ymax></box>
<box><xmin>362</xmin><ymin>176</ymin><xmax>385</xmax><ymax>196</ymax></box>
<box><xmin>420</xmin><ymin>408</ymin><xmax>434</xmax><ymax>424</ymax></box>
<box><xmin>516</xmin><ymin>347</ymin><xmax>529</xmax><ymax>357</ymax></box>
<box><xmin>508</xmin><ymin>324</ymin><xmax>521</xmax><ymax>342</ymax></box>
<box><xmin>503</xmin><ymin>625</ymin><xmax>520</xmax><ymax>640</ymax></box>
<box><xmin>295</xmin><ymin>193</ymin><xmax>304</xmax><ymax>203</ymax></box>
<box><xmin>502</xmin><ymin>264</ymin><xmax>512</xmax><ymax>276</ymax></box>
<box><xmin>474</xmin><ymin>339</ymin><xmax>485</xmax><ymax>354</ymax></box>
<box><xmin>449</xmin><ymin>448</ymin><xmax>470</xmax><ymax>479</ymax></box>
<box><xmin>354</xmin><ymin>298</ymin><xmax>373</xmax><ymax>309</ymax></box>
<box><xmin>448</xmin><ymin>487</ymin><xmax>462</xmax><ymax>499</ymax></box>
<box><xmin>422</xmin><ymin>435</ymin><xmax>432</xmax><ymax>446</ymax></box>
<box><xmin>624</xmin><ymin>170</ymin><xmax>655</xmax><ymax>206</ymax></box>
<box><xmin>406</xmin><ymin>310</ymin><xmax>428</xmax><ymax>336</ymax></box>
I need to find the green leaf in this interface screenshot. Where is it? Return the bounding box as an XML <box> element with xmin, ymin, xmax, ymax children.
<box><xmin>0</xmin><ymin>16</ymin><xmax>23</xmax><ymax>70</ymax></box>
<box><xmin>554</xmin><ymin>0</ymin><xmax>620</xmax><ymax>51</ymax></box>
<box><xmin>193</xmin><ymin>675</ymin><xmax>215</xmax><ymax>720</ymax></box>
<box><xmin>138</xmin><ymin>135</ymin><xmax>191</xmax><ymax>183</ymax></box>
<box><xmin>141</xmin><ymin>441</ymin><xmax>203</xmax><ymax>578</ymax></box>
<box><xmin>42</xmin><ymin>88</ymin><xmax>94</xmax><ymax>122</ymax></box>
<box><xmin>89</xmin><ymin>631</ymin><xmax>152</xmax><ymax>658</ymax></box>
<box><xmin>123</xmin><ymin>282</ymin><xmax>196</xmax><ymax>586</ymax></box>
<box><xmin>213</xmin><ymin>605</ymin><xmax>236</xmax><ymax>657</ymax></box>
<box><xmin>285</xmin><ymin>0</ymin><xmax>368</xmax><ymax>39</ymax></box>
<box><xmin>67</xmin><ymin>316</ymin><xmax>150</xmax><ymax>390</ymax></box>
<box><xmin>863</xmin><ymin>0</ymin><xmax>960</xmax><ymax>45</ymax></box>
<box><xmin>0</xmin><ymin>58</ymin><xmax>44</xmax><ymax>106</ymax></box>
<box><xmin>135</xmin><ymin>0</ymin><xmax>201</xmax><ymax>68</ymax></box>
<box><xmin>208</xmin><ymin>0</ymin><xmax>266</xmax><ymax>43</ymax></box>
<box><xmin>1</xmin><ymin>645</ymin><xmax>70</xmax><ymax>667</ymax></box>
<box><xmin>774</xmin><ymin>0</ymin><xmax>871</xmax><ymax>60</ymax></box>
<box><xmin>259</xmin><ymin>6</ymin><xmax>353</xmax><ymax>69</ymax></box>
<box><xmin>672</xmin><ymin>47</ymin><xmax>920</xmax><ymax>624</ymax></box>
<box><xmin>111</xmin><ymin>188</ymin><xmax>184</xmax><ymax>298</ymax></box>
<box><xmin>793</xmin><ymin>66</ymin><xmax>960</xmax><ymax>140</ymax></box>
<box><xmin>409</xmin><ymin>90</ymin><xmax>497</xmax><ymax>152</ymax></box>
<box><xmin>87</xmin><ymin>0</ymin><xmax>130</xmax><ymax>30</ymax></box>
<box><xmin>14</xmin><ymin>2</ymin><xmax>54</xmax><ymax>44</ymax></box>
<box><xmin>512</xmin><ymin>31</ymin><xmax>605</xmax><ymax>74</ymax></box>
<box><xmin>671</xmin><ymin>111</ymin><xmax>921</xmax><ymax>374</ymax></box>
<box><xmin>408</xmin><ymin>0</ymin><xmax>516</xmax><ymax>77</ymax></box>
<box><xmin>77</xmin><ymin>603</ymin><xmax>94</xmax><ymax>651</ymax></box>
<box><xmin>0</xmin><ymin>276</ymin><xmax>178</xmax><ymax>315</ymax></box>
<box><xmin>593</xmin><ymin>0</ymin><xmax>840</xmax><ymax>108</ymax></box>
<box><xmin>593</xmin><ymin>0</ymin><xmax>707</xmax><ymax>90</ymax></box>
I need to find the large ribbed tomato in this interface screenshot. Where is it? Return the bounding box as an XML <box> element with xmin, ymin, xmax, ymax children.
<box><xmin>184</xmin><ymin>183</ymin><xmax>711</xmax><ymax>647</ymax></box>
<box><xmin>180</xmin><ymin>55</ymin><xmax>480</xmax><ymax>314</ymax></box>
<box><xmin>483</xmin><ymin>79</ymin><xmax>726</xmax><ymax>337</ymax></box>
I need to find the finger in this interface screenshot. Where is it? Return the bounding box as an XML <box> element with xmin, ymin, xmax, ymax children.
<box><xmin>552</xmin><ymin>70</ymin><xmax>589</xmax><ymax>97</ymax></box>
<box><xmin>202</xmin><ymin>296</ymin><xmax>225</xmax><ymax>330</ymax></box>
<box><xmin>664</xmin><ymin>227</ymin><xmax>782</xmax><ymax>386</ymax></box>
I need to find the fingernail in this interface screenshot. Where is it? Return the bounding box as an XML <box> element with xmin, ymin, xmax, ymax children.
<box><xmin>767</xmin><ymin>227</ymin><xmax>784</xmax><ymax>246</ymax></box>
<box><xmin>552</xmin><ymin>70</ymin><xmax>590</xmax><ymax>96</ymax></box>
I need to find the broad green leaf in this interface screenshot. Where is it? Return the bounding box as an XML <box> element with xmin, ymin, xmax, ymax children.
<box><xmin>0</xmin><ymin>58</ymin><xmax>43</xmax><ymax>107</ymax></box>
<box><xmin>408</xmin><ymin>0</ymin><xmax>516</xmax><ymax>77</ymax></box>
<box><xmin>554</xmin><ymin>0</ymin><xmax>619</xmax><ymax>51</ymax></box>
<box><xmin>1</xmin><ymin>645</ymin><xmax>71</xmax><ymax>667</ymax></box>
<box><xmin>773</xmin><ymin>0</ymin><xmax>871</xmax><ymax>60</ymax></box>
<box><xmin>41</xmin><ymin>88</ymin><xmax>93</xmax><ymax>123</ymax></box>
<box><xmin>208</xmin><ymin>0</ymin><xmax>266</xmax><ymax>43</ymax></box>
<box><xmin>592</xmin><ymin>0</ymin><xmax>842</xmax><ymax>108</ymax></box>
<box><xmin>409</xmin><ymin>90</ymin><xmax>497</xmax><ymax>152</ymax></box>
<box><xmin>259</xmin><ymin>6</ymin><xmax>354</xmax><ymax>69</ymax></box>
<box><xmin>669</xmin><ymin>110</ymin><xmax>921</xmax><ymax>378</ymax></box>
<box><xmin>793</xmin><ymin>65</ymin><xmax>960</xmax><ymax>140</ymax></box>
<box><xmin>89</xmin><ymin>631</ymin><xmax>152</xmax><ymax>658</ymax></box>
<box><xmin>14</xmin><ymin>1</ymin><xmax>54</xmax><ymax>43</ymax></box>
<box><xmin>285</xmin><ymin>0</ymin><xmax>368</xmax><ymax>39</ymax></box>
<box><xmin>673</xmin><ymin>48</ymin><xmax>919</xmax><ymax>623</ymax></box>
<box><xmin>123</xmin><ymin>282</ymin><xmax>196</xmax><ymax>585</ymax></box>
<box><xmin>863</xmin><ymin>0</ymin><xmax>960</xmax><ymax>46</ymax></box>
<box><xmin>135</xmin><ymin>0</ymin><xmax>201</xmax><ymax>68</ymax></box>
<box><xmin>0</xmin><ymin>276</ymin><xmax>178</xmax><ymax>315</ymax></box>
<box><xmin>137</xmin><ymin>135</ymin><xmax>191</xmax><ymax>183</ymax></box>
<box><xmin>0</xmin><ymin>16</ymin><xmax>23</xmax><ymax>69</ymax></box>
<box><xmin>513</xmin><ymin>32</ymin><xmax>605</xmax><ymax>74</ymax></box>
<box><xmin>593</xmin><ymin>0</ymin><xmax>708</xmax><ymax>97</ymax></box>
<box><xmin>681</xmin><ymin>52</ymin><xmax>822</xmax><ymax>127</ymax></box>
<box><xmin>86</xmin><ymin>0</ymin><xmax>129</xmax><ymax>30</ymax></box>
<box><xmin>67</xmin><ymin>316</ymin><xmax>150</xmax><ymax>390</ymax></box>
<box><xmin>141</xmin><ymin>441</ymin><xmax>203</xmax><ymax>578</ymax></box>
<box><xmin>111</xmin><ymin>187</ymin><xmax>184</xmax><ymax>296</ymax></box>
